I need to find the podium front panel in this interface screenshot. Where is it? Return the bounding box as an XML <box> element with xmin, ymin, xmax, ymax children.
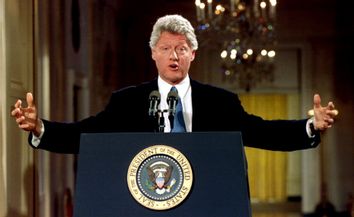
<box><xmin>74</xmin><ymin>132</ymin><xmax>251</xmax><ymax>217</ymax></box>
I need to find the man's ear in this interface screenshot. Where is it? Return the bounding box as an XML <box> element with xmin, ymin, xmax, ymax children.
<box><xmin>191</xmin><ymin>50</ymin><xmax>196</xmax><ymax>61</ymax></box>
<box><xmin>151</xmin><ymin>49</ymin><xmax>156</xmax><ymax>61</ymax></box>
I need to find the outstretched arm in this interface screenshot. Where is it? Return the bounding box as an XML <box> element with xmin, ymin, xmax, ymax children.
<box><xmin>11</xmin><ymin>92</ymin><xmax>43</xmax><ymax>137</ymax></box>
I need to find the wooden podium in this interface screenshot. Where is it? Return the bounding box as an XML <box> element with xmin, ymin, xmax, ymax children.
<box><xmin>74</xmin><ymin>132</ymin><xmax>251</xmax><ymax>217</ymax></box>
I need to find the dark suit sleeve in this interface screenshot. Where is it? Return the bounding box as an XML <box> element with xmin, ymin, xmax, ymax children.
<box><xmin>191</xmin><ymin>81</ymin><xmax>320</xmax><ymax>151</ymax></box>
<box><xmin>231</xmin><ymin>93</ymin><xmax>321</xmax><ymax>151</ymax></box>
<box><xmin>240</xmin><ymin>113</ymin><xmax>321</xmax><ymax>151</ymax></box>
<box><xmin>29</xmin><ymin>105</ymin><xmax>115</xmax><ymax>154</ymax></box>
<box><xmin>28</xmin><ymin>89</ymin><xmax>132</xmax><ymax>154</ymax></box>
<box><xmin>28</xmin><ymin>120</ymin><xmax>82</xmax><ymax>154</ymax></box>
<box><xmin>27</xmin><ymin>82</ymin><xmax>156</xmax><ymax>154</ymax></box>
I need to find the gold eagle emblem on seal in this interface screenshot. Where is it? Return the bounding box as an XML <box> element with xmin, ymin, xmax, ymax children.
<box><xmin>127</xmin><ymin>145</ymin><xmax>193</xmax><ymax>210</ymax></box>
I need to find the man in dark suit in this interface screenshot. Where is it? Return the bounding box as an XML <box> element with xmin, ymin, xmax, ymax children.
<box><xmin>11</xmin><ymin>15</ymin><xmax>338</xmax><ymax>154</ymax></box>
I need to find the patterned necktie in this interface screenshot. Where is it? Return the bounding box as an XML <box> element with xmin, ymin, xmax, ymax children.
<box><xmin>170</xmin><ymin>86</ymin><xmax>186</xmax><ymax>132</ymax></box>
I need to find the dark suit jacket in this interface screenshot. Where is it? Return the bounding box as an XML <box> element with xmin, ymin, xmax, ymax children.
<box><xmin>31</xmin><ymin>79</ymin><xmax>319</xmax><ymax>153</ymax></box>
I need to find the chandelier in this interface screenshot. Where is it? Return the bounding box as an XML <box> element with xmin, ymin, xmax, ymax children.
<box><xmin>195</xmin><ymin>0</ymin><xmax>277</xmax><ymax>91</ymax></box>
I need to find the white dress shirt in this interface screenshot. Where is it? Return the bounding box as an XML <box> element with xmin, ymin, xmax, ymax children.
<box><xmin>158</xmin><ymin>75</ymin><xmax>192</xmax><ymax>132</ymax></box>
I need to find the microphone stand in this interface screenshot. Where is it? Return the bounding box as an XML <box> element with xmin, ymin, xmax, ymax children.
<box><xmin>168</xmin><ymin>114</ymin><xmax>174</xmax><ymax>130</ymax></box>
<box><xmin>168</xmin><ymin>104</ymin><xmax>176</xmax><ymax>130</ymax></box>
<box><xmin>155</xmin><ymin>109</ymin><xmax>173</xmax><ymax>132</ymax></box>
<box><xmin>151</xmin><ymin>109</ymin><xmax>168</xmax><ymax>133</ymax></box>
<box><xmin>149</xmin><ymin>89</ymin><xmax>177</xmax><ymax>132</ymax></box>
<box><xmin>154</xmin><ymin>105</ymin><xmax>177</xmax><ymax>132</ymax></box>
<box><xmin>157</xmin><ymin>110</ymin><xmax>165</xmax><ymax>132</ymax></box>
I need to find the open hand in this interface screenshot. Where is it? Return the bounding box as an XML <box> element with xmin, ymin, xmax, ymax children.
<box><xmin>11</xmin><ymin>92</ymin><xmax>42</xmax><ymax>137</ymax></box>
<box><xmin>312</xmin><ymin>94</ymin><xmax>338</xmax><ymax>131</ymax></box>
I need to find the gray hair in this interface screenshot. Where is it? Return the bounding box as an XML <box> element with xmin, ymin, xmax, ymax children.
<box><xmin>149</xmin><ymin>14</ymin><xmax>198</xmax><ymax>51</ymax></box>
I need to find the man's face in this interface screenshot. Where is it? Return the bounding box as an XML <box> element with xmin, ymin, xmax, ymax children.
<box><xmin>152</xmin><ymin>32</ymin><xmax>195</xmax><ymax>85</ymax></box>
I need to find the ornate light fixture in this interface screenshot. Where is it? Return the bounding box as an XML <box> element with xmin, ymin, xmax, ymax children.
<box><xmin>195</xmin><ymin>0</ymin><xmax>277</xmax><ymax>91</ymax></box>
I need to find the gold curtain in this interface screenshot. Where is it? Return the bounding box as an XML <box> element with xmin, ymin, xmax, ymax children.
<box><xmin>239</xmin><ymin>94</ymin><xmax>288</xmax><ymax>202</ymax></box>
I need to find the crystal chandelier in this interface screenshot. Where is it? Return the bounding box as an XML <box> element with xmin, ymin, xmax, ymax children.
<box><xmin>195</xmin><ymin>0</ymin><xmax>277</xmax><ymax>91</ymax></box>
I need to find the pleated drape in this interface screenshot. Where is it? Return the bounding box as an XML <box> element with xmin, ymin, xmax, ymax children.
<box><xmin>239</xmin><ymin>94</ymin><xmax>288</xmax><ymax>202</ymax></box>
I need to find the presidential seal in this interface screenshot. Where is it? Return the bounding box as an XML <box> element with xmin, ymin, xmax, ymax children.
<box><xmin>127</xmin><ymin>145</ymin><xmax>193</xmax><ymax>210</ymax></box>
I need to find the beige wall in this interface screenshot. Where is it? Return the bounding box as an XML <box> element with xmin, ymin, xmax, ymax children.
<box><xmin>0</xmin><ymin>1</ymin><xmax>7</xmax><ymax>214</ymax></box>
<box><xmin>0</xmin><ymin>0</ymin><xmax>35</xmax><ymax>216</ymax></box>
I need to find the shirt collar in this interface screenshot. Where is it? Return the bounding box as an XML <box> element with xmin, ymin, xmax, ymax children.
<box><xmin>158</xmin><ymin>75</ymin><xmax>190</xmax><ymax>99</ymax></box>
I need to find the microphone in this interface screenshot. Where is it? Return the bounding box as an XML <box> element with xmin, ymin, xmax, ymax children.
<box><xmin>148</xmin><ymin>90</ymin><xmax>160</xmax><ymax>117</ymax></box>
<box><xmin>167</xmin><ymin>88</ymin><xmax>178</xmax><ymax>129</ymax></box>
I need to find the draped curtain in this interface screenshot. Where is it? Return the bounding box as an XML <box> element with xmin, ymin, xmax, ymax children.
<box><xmin>239</xmin><ymin>94</ymin><xmax>288</xmax><ymax>202</ymax></box>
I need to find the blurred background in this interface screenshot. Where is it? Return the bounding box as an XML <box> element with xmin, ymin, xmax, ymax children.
<box><xmin>0</xmin><ymin>0</ymin><xmax>353</xmax><ymax>216</ymax></box>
